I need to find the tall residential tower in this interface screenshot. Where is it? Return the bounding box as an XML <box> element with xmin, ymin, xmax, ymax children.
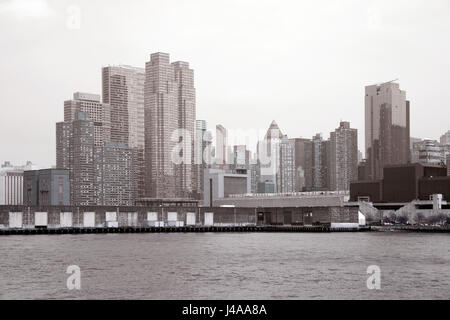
<box><xmin>365</xmin><ymin>82</ymin><xmax>410</xmax><ymax>180</ymax></box>
<box><xmin>144</xmin><ymin>52</ymin><xmax>196</xmax><ymax>199</ymax></box>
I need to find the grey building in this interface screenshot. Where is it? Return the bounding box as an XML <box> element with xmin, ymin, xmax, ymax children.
<box><xmin>257</xmin><ymin>120</ymin><xmax>283</xmax><ymax>193</ymax></box>
<box><xmin>440</xmin><ymin>130</ymin><xmax>450</xmax><ymax>146</ymax></box>
<box><xmin>64</xmin><ymin>92</ymin><xmax>111</xmax><ymax>147</ymax></box>
<box><xmin>194</xmin><ymin>120</ymin><xmax>212</xmax><ymax>199</ymax></box>
<box><xmin>329</xmin><ymin>121</ymin><xmax>358</xmax><ymax>191</ymax></box>
<box><xmin>277</xmin><ymin>135</ymin><xmax>296</xmax><ymax>193</ymax></box>
<box><xmin>94</xmin><ymin>142</ymin><xmax>134</xmax><ymax>206</ymax></box>
<box><xmin>56</xmin><ymin>111</ymin><xmax>135</xmax><ymax>206</ymax></box>
<box><xmin>23</xmin><ymin>169</ymin><xmax>70</xmax><ymax>206</ymax></box>
<box><xmin>257</xmin><ymin>180</ymin><xmax>276</xmax><ymax>194</ymax></box>
<box><xmin>102</xmin><ymin>65</ymin><xmax>146</xmax><ymax>200</ymax></box>
<box><xmin>144</xmin><ymin>53</ymin><xmax>196</xmax><ymax>199</ymax></box>
<box><xmin>305</xmin><ymin>133</ymin><xmax>330</xmax><ymax>191</ymax></box>
<box><xmin>290</xmin><ymin>138</ymin><xmax>311</xmax><ymax>192</ymax></box>
<box><xmin>447</xmin><ymin>154</ymin><xmax>450</xmax><ymax>176</ymax></box>
<box><xmin>203</xmin><ymin>168</ymin><xmax>251</xmax><ymax>206</ymax></box>
<box><xmin>418</xmin><ymin>140</ymin><xmax>444</xmax><ymax>165</ymax></box>
<box><xmin>364</xmin><ymin>81</ymin><xmax>410</xmax><ymax>180</ymax></box>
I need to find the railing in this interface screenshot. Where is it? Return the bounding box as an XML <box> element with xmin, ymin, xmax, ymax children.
<box><xmin>228</xmin><ymin>191</ymin><xmax>350</xmax><ymax>198</ymax></box>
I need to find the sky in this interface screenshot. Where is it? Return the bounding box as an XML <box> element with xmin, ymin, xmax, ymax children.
<box><xmin>1</xmin><ymin>0</ymin><xmax>450</xmax><ymax>167</ymax></box>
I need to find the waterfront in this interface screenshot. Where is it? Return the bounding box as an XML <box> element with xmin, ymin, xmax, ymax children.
<box><xmin>0</xmin><ymin>233</ymin><xmax>449</xmax><ymax>300</ymax></box>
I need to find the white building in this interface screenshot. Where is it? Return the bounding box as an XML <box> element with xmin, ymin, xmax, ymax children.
<box><xmin>203</xmin><ymin>168</ymin><xmax>251</xmax><ymax>206</ymax></box>
<box><xmin>0</xmin><ymin>161</ymin><xmax>40</xmax><ymax>205</ymax></box>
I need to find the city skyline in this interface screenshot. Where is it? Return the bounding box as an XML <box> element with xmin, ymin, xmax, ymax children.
<box><xmin>2</xmin><ymin>0</ymin><xmax>450</xmax><ymax>167</ymax></box>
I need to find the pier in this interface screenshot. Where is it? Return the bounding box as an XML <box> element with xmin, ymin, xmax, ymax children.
<box><xmin>0</xmin><ymin>225</ymin><xmax>371</xmax><ymax>236</ymax></box>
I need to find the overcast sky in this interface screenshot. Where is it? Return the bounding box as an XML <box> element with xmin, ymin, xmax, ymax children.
<box><xmin>1</xmin><ymin>0</ymin><xmax>450</xmax><ymax>167</ymax></box>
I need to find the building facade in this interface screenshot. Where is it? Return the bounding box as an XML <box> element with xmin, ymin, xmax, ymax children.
<box><xmin>440</xmin><ymin>131</ymin><xmax>450</xmax><ymax>146</ymax></box>
<box><xmin>305</xmin><ymin>133</ymin><xmax>330</xmax><ymax>191</ymax></box>
<box><xmin>329</xmin><ymin>121</ymin><xmax>358</xmax><ymax>191</ymax></box>
<box><xmin>277</xmin><ymin>136</ymin><xmax>296</xmax><ymax>193</ymax></box>
<box><xmin>23</xmin><ymin>169</ymin><xmax>70</xmax><ymax>206</ymax></box>
<box><xmin>203</xmin><ymin>168</ymin><xmax>251</xmax><ymax>206</ymax></box>
<box><xmin>64</xmin><ymin>92</ymin><xmax>111</xmax><ymax>147</ymax></box>
<box><xmin>94</xmin><ymin>142</ymin><xmax>134</xmax><ymax>206</ymax></box>
<box><xmin>418</xmin><ymin>140</ymin><xmax>444</xmax><ymax>165</ymax></box>
<box><xmin>0</xmin><ymin>161</ymin><xmax>39</xmax><ymax>205</ymax></box>
<box><xmin>290</xmin><ymin>138</ymin><xmax>310</xmax><ymax>192</ymax></box>
<box><xmin>102</xmin><ymin>65</ymin><xmax>145</xmax><ymax>199</ymax></box>
<box><xmin>257</xmin><ymin>121</ymin><xmax>283</xmax><ymax>193</ymax></box>
<box><xmin>56</xmin><ymin>111</ymin><xmax>135</xmax><ymax>206</ymax></box>
<box><xmin>365</xmin><ymin>82</ymin><xmax>410</xmax><ymax>180</ymax></box>
<box><xmin>144</xmin><ymin>53</ymin><xmax>196</xmax><ymax>199</ymax></box>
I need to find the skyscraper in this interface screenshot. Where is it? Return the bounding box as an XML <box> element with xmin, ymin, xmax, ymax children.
<box><xmin>56</xmin><ymin>110</ymin><xmax>135</xmax><ymax>206</ymax></box>
<box><xmin>277</xmin><ymin>135</ymin><xmax>296</xmax><ymax>193</ymax></box>
<box><xmin>290</xmin><ymin>138</ymin><xmax>310</xmax><ymax>192</ymax></box>
<box><xmin>305</xmin><ymin>133</ymin><xmax>330</xmax><ymax>191</ymax></box>
<box><xmin>102</xmin><ymin>65</ymin><xmax>145</xmax><ymax>199</ymax></box>
<box><xmin>194</xmin><ymin>120</ymin><xmax>210</xmax><ymax>199</ymax></box>
<box><xmin>257</xmin><ymin>120</ymin><xmax>283</xmax><ymax>193</ymax></box>
<box><xmin>365</xmin><ymin>81</ymin><xmax>410</xmax><ymax>180</ymax></box>
<box><xmin>329</xmin><ymin>121</ymin><xmax>358</xmax><ymax>191</ymax></box>
<box><xmin>144</xmin><ymin>52</ymin><xmax>196</xmax><ymax>199</ymax></box>
<box><xmin>63</xmin><ymin>92</ymin><xmax>111</xmax><ymax>147</ymax></box>
<box><xmin>216</xmin><ymin>124</ymin><xmax>228</xmax><ymax>167</ymax></box>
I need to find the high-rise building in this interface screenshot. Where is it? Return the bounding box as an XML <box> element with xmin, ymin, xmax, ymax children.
<box><xmin>329</xmin><ymin>121</ymin><xmax>358</xmax><ymax>191</ymax></box>
<box><xmin>257</xmin><ymin>120</ymin><xmax>283</xmax><ymax>193</ymax></box>
<box><xmin>194</xmin><ymin>120</ymin><xmax>210</xmax><ymax>199</ymax></box>
<box><xmin>305</xmin><ymin>133</ymin><xmax>330</xmax><ymax>191</ymax></box>
<box><xmin>277</xmin><ymin>135</ymin><xmax>296</xmax><ymax>193</ymax></box>
<box><xmin>365</xmin><ymin>81</ymin><xmax>410</xmax><ymax>180</ymax></box>
<box><xmin>440</xmin><ymin>131</ymin><xmax>450</xmax><ymax>146</ymax></box>
<box><xmin>64</xmin><ymin>92</ymin><xmax>111</xmax><ymax>147</ymax></box>
<box><xmin>216</xmin><ymin>124</ymin><xmax>228</xmax><ymax>167</ymax></box>
<box><xmin>102</xmin><ymin>65</ymin><xmax>145</xmax><ymax>199</ymax></box>
<box><xmin>290</xmin><ymin>138</ymin><xmax>310</xmax><ymax>192</ymax></box>
<box><xmin>56</xmin><ymin>111</ymin><xmax>135</xmax><ymax>206</ymax></box>
<box><xmin>144</xmin><ymin>53</ymin><xmax>196</xmax><ymax>199</ymax></box>
<box><xmin>94</xmin><ymin>142</ymin><xmax>134</xmax><ymax>206</ymax></box>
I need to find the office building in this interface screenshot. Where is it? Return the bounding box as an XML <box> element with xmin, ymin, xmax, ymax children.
<box><xmin>364</xmin><ymin>81</ymin><xmax>410</xmax><ymax>180</ymax></box>
<box><xmin>23</xmin><ymin>169</ymin><xmax>70</xmax><ymax>206</ymax></box>
<box><xmin>329</xmin><ymin>121</ymin><xmax>358</xmax><ymax>191</ymax></box>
